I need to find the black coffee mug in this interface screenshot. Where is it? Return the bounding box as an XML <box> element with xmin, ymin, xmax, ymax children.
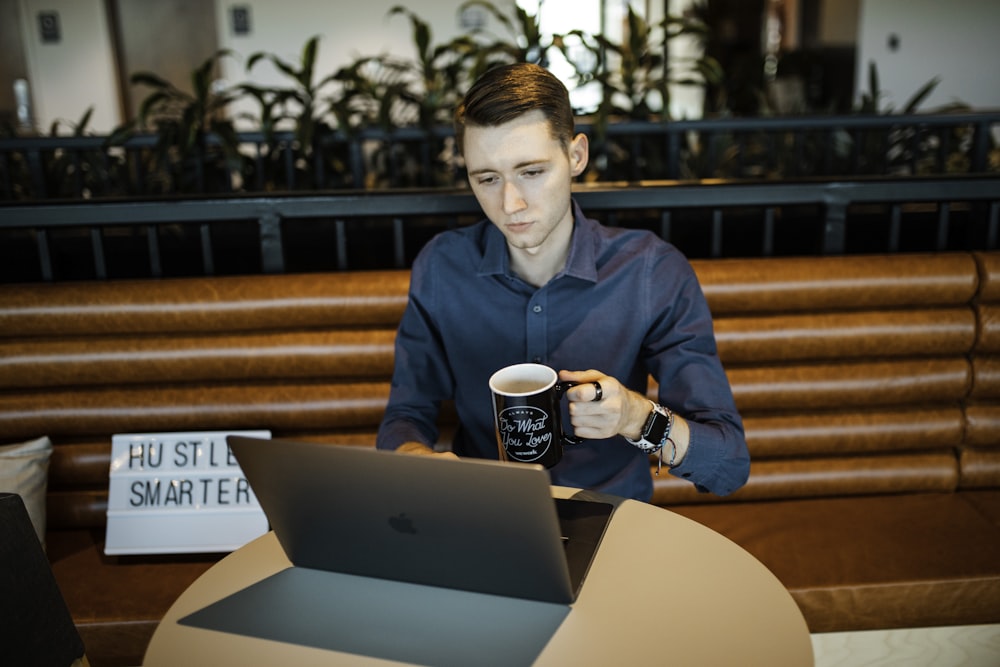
<box><xmin>489</xmin><ymin>363</ymin><xmax>582</xmax><ymax>469</ymax></box>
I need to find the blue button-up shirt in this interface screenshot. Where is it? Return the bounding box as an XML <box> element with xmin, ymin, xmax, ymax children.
<box><xmin>377</xmin><ymin>201</ymin><xmax>749</xmax><ymax>501</ymax></box>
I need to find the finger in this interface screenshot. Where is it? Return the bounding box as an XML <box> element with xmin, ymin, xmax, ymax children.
<box><xmin>591</xmin><ymin>381</ymin><xmax>603</xmax><ymax>402</ymax></box>
<box><xmin>567</xmin><ymin>381</ymin><xmax>603</xmax><ymax>403</ymax></box>
<box><xmin>559</xmin><ymin>369</ymin><xmax>603</xmax><ymax>384</ymax></box>
<box><xmin>567</xmin><ymin>412</ymin><xmax>618</xmax><ymax>439</ymax></box>
<box><xmin>562</xmin><ymin>371</ymin><xmax>611</xmax><ymax>402</ymax></box>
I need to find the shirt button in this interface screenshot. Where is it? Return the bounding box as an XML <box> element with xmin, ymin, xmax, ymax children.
<box><xmin>532</xmin><ymin>305</ymin><xmax>543</xmax><ymax>313</ymax></box>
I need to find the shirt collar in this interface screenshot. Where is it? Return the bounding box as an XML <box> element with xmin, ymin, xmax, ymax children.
<box><xmin>477</xmin><ymin>199</ymin><xmax>599</xmax><ymax>283</ymax></box>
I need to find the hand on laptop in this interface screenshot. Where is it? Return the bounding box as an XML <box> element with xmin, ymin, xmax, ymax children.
<box><xmin>396</xmin><ymin>441</ymin><xmax>459</xmax><ymax>460</ymax></box>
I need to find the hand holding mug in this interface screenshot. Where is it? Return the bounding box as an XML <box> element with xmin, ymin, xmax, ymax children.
<box><xmin>559</xmin><ymin>369</ymin><xmax>650</xmax><ymax>441</ymax></box>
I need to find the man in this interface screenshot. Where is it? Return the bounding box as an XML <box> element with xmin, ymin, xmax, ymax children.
<box><xmin>376</xmin><ymin>63</ymin><xmax>749</xmax><ymax>501</ymax></box>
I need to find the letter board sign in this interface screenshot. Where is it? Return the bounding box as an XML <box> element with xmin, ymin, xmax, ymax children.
<box><xmin>105</xmin><ymin>430</ymin><xmax>270</xmax><ymax>555</ymax></box>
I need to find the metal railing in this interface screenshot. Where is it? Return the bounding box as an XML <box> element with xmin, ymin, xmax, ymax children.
<box><xmin>611</xmin><ymin>112</ymin><xmax>999</xmax><ymax>180</ymax></box>
<box><xmin>2</xmin><ymin>176</ymin><xmax>998</xmax><ymax>283</ymax></box>
<box><xmin>1</xmin><ymin>112</ymin><xmax>997</xmax><ymax>200</ymax></box>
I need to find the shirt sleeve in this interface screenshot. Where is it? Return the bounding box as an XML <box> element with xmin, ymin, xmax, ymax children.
<box><xmin>644</xmin><ymin>251</ymin><xmax>750</xmax><ymax>496</ymax></box>
<box><xmin>376</xmin><ymin>246</ymin><xmax>454</xmax><ymax>451</ymax></box>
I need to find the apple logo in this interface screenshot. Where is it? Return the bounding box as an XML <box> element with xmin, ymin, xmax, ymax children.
<box><xmin>388</xmin><ymin>512</ymin><xmax>417</xmax><ymax>534</ymax></box>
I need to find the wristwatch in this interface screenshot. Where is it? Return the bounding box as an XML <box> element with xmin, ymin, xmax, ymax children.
<box><xmin>626</xmin><ymin>401</ymin><xmax>673</xmax><ymax>454</ymax></box>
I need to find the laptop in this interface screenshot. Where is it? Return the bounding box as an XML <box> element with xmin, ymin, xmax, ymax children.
<box><xmin>224</xmin><ymin>435</ymin><xmax>614</xmax><ymax>603</ymax></box>
<box><xmin>177</xmin><ymin>436</ymin><xmax>614</xmax><ymax>665</ymax></box>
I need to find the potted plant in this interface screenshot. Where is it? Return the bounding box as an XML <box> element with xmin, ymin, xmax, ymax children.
<box><xmin>555</xmin><ymin>5</ymin><xmax>721</xmax><ymax>180</ymax></box>
<box><xmin>109</xmin><ymin>50</ymin><xmax>245</xmax><ymax>194</ymax></box>
<box><xmin>240</xmin><ymin>35</ymin><xmax>347</xmax><ymax>190</ymax></box>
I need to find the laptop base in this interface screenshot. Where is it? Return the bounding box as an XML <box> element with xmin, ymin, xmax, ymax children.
<box><xmin>179</xmin><ymin>566</ymin><xmax>570</xmax><ymax>667</ymax></box>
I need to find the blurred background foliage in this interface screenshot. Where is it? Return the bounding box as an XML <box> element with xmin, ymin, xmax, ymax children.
<box><xmin>1</xmin><ymin>1</ymin><xmax>994</xmax><ymax>199</ymax></box>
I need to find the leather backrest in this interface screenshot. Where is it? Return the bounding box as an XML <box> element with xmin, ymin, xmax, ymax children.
<box><xmin>2</xmin><ymin>252</ymin><xmax>998</xmax><ymax>517</ymax></box>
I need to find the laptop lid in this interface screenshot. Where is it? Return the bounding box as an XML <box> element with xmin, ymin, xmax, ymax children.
<box><xmin>226</xmin><ymin>435</ymin><xmax>606</xmax><ymax>604</ymax></box>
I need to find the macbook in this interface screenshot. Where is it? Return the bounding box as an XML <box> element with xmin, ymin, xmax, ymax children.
<box><xmin>177</xmin><ymin>437</ymin><xmax>614</xmax><ymax>665</ymax></box>
<box><xmin>223</xmin><ymin>435</ymin><xmax>613</xmax><ymax>603</ymax></box>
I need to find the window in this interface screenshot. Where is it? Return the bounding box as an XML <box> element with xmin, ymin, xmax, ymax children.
<box><xmin>516</xmin><ymin>1</ymin><xmax>704</xmax><ymax>118</ymax></box>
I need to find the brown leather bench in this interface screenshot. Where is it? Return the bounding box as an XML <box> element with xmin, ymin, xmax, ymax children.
<box><xmin>666</xmin><ymin>253</ymin><xmax>1000</xmax><ymax>632</ymax></box>
<box><xmin>2</xmin><ymin>252</ymin><xmax>1000</xmax><ymax>665</ymax></box>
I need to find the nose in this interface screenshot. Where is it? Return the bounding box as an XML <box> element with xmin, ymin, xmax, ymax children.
<box><xmin>501</xmin><ymin>181</ymin><xmax>527</xmax><ymax>215</ymax></box>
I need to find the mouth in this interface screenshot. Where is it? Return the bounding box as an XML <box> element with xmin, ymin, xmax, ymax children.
<box><xmin>505</xmin><ymin>221</ymin><xmax>533</xmax><ymax>233</ymax></box>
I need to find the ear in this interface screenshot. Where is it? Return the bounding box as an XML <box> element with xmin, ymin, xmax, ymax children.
<box><xmin>568</xmin><ymin>133</ymin><xmax>589</xmax><ymax>177</ymax></box>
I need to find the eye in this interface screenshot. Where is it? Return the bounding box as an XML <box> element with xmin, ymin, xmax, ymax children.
<box><xmin>475</xmin><ymin>174</ymin><xmax>499</xmax><ymax>186</ymax></box>
<box><xmin>522</xmin><ymin>167</ymin><xmax>544</xmax><ymax>178</ymax></box>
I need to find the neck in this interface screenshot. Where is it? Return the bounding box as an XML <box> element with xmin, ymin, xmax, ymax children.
<box><xmin>508</xmin><ymin>217</ymin><xmax>574</xmax><ymax>288</ymax></box>
<box><xmin>509</xmin><ymin>245</ymin><xmax>567</xmax><ymax>288</ymax></box>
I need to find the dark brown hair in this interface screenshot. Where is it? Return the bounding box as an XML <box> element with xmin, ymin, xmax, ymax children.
<box><xmin>454</xmin><ymin>63</ymin><xmax>575</xmax><ymax>155</ymax></box>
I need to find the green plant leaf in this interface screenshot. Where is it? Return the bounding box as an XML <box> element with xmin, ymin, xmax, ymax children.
<box><xmin>137</xmin><ymin>91</ymin><xmax>172</xmax><ymax>124</ymax></box>
<box><xmin>301</xmin><ymin>36</ymin><xmax>319</xmax><ymax>86</ymax></box>
<box><xmin>902</xmin><ymin>76</ymin><xmax>940</xmax><ymax>114</ymax></box>
<box><xmin>867</xmin><ymin>61</ymin><xmax>881</xmax><ymax>110</ymax></box>
<box><xmin>246</xmin><ymin>52</ymin><xmax>267</xmax><ymax>70</ymax></box>
<box><xmin>130</xmin><ymin>72</ymin><xmax>174</xmax><ymax>90</ymax></box>
<box><xmin>68</xmin><ymin>107</ymin><xmax>94</xmax><ymax>136</ymax></box>
<box><xmin>104</xmin><ymin>120</ymin><xmax>137</xmax><ymax>146</ymax></box>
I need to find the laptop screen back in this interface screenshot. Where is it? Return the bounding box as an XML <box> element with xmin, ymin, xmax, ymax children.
<box><xmin>227</xmin><ymin>436</ymin><xmax>588</xmax><ymax>604</ymax></box>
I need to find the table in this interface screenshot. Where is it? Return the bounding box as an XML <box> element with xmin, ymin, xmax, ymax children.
<box><xmin>144</xmin><ymin>488</ymin><xmax>814</xmax><ymax>666</ymax></box>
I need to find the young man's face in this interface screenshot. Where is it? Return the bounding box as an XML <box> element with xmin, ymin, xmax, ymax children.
<box><xmin>463</xmin><ymin>110</ymin><xmax>588</xmax><ymax>259</ymax></box>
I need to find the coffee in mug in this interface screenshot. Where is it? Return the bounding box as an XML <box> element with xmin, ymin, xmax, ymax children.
<box><xmin>488</xmin><ymin>363</ymin><xmax>581</xmax><ymax>468</ymax></box>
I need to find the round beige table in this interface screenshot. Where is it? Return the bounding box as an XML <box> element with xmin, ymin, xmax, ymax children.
<box><xmin>145</xmin><ymin>488</ymin><xmax>813</xmax><ymax>666</ymax></box>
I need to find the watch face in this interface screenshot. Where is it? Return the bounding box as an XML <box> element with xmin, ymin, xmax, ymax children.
<box><xmin>645</xmin><ymin>407</ymin><xmax>671</xmax><ymax>444</ymax></box>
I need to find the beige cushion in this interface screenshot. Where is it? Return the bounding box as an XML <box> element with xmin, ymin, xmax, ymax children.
<box><xmin>0</xmin><ymin>436</ymin><xmax>53</xmax><ymax>546</ymax></box>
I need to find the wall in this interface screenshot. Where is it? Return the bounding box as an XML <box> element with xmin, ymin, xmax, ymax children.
<box><xmin>11</xmin><ymin>0</ymin><xmax>1000</xmax><ymax>136</ymax></box>
<box><xmin>855</xmin><ymin>0</ymin><xmax>1000</xmax><ymax>111</ymax></box>
<box><xmin>818</xmin><ymin>0</ymin><xmax>859</xmax><ymax>46</ymax></box>
<box><xmin>215</xmin><ymin>0</ymin><xmax>474</xmax><ymax>78</ymax></box>
<box><xmin>115</xmin><ymin>0</ymin><xmax>220</xmax><ymax>122</ymax></box>
<box><xmin>214</xmin><ymin>0</ymin><xmax>492</xmax><ymax>129</ymax></box>
<box><xmin>16</xmin><ymin>0</ymin><xmax>121</xmax><ymax>133</ymax></box>
<box><xmin>9</xmin><ymin>0</ymin><xmax>501</xmax><ymax>135</ymax></box>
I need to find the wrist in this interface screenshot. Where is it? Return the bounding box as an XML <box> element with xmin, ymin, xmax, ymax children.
<box><xmin>659</xmin><ymin>436</ymin><xmax>679</xmax><ymax>468</ymax></box>
<box><xmin>661</xmin><ymin>415</ymin><xmax>689</xmax><ymax>468</ymax></box>
<box><xmin>625</xmin><ymin>401</ymin><xmax>673</xmax><ymax>454</ymax></box>
<box><xmin>622</xmin><ymin>392</ymin><xmax>654</xmax><ymax>441</ymax></box>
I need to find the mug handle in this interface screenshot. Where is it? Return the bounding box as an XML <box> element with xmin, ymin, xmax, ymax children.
<box><xmin>555</xmin><ymin>381</ymin><xmax>585</xmax><ymax>445</ymax></box>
